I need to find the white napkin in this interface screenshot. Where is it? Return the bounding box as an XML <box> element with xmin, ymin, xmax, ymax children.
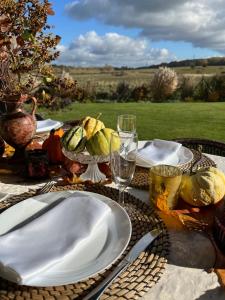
<box><xmin>0</xmin><ymin>192</ymin><xmax>111</xmax><ymax>284</ymax></box>
<box><xmin>36</xmin><ymin>119</ymin><xmax>62</xmax><ymax>133</ymax></box>
<box><xmin>137</xmin><ymin>139</ymin><xmax>182</xmax><ymax>167</ymax></box>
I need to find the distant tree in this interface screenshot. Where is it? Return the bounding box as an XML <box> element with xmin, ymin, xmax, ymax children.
<box><xmin>101</xmin><ymin>64</ymin><xmax>114</xmax><ymax>73</ymax></box>
<box><xmin>200</xmin><ymin>59</ymin><xmax>208</xmax><ymax>68</ymax></box>
<box><xmin>190</xmin><ymin>61</ymin><xmax>196</xmax><ymax>69</ymax></box>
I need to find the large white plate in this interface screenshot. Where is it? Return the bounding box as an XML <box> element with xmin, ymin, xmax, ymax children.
<box><xmin>36</xmin><ymin>119</ymin><xmax>63</xmax><ymax>133</ymax></box>
<box><xmin>0</xmin><ymin>191</ymin><xmax>132</xmax><ymax>286</ymax></box>
<box><xmin>137</xmin><ymin>140</ymin><xmax>193</xmax><ymax>168</ymax></box>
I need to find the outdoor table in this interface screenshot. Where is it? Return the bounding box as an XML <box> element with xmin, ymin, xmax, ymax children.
<box><xmin>0</xmin><ymin>153</ymin><xmax>225</xmax><ymax>299</ymax></box>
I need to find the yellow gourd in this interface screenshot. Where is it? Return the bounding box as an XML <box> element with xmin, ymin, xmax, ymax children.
<box><xmin>86</xmin><ymin>128</ymin><xmax>120</xmax><ymax>156</ymax></box>
<box><xmin>81</xmin><ymin>114</ymin><xmax>105</xmax><ymax>140</ymax></box>
<box><xmin>180</xmin><ymin>167</ymin><xmax>225</xmax><ymax>207</ymax></box>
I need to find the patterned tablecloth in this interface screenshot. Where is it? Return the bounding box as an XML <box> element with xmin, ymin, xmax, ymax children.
<box><xmin>0</xmin><ymin>153</ymin><xmax>225</xmax><ymax>299</ymax></box>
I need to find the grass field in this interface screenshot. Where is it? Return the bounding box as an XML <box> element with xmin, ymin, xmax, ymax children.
<box><xmin>40</xmin><ymin>102</ymin><xmax>225</xmax><ymax>142</ymax></box>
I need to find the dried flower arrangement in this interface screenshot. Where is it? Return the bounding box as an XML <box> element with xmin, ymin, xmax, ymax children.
<box><xmin>0</xmin><ymin>0</ymin><xmax>61</xmax><ymax>102</ymax></box>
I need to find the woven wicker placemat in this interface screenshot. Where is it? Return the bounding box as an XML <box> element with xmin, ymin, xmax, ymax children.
<box><xmin>0</xmin><ymin>184</ymin><xmax>169</xmax><ymax>300</ymax></box>
<box><xmin>131</xmin><ymin>150</ymin><xmax>216</xmax><ymax>190</ymax></box>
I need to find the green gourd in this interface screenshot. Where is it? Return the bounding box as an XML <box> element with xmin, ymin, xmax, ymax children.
<box><xmin>61</xmin><ymin>126</ymin><xmax>86</xmax><ymax>153</ymax></box>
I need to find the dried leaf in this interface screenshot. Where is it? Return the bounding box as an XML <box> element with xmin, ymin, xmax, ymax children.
<box><xmin>62</xmin><ymin>175</ymin><xmax>83</xmax><ymax>185</ymax></box>
<box><xmin>3</xmin><ymin>143</ymin><xmax>15</xmax><ymax>158</ymax></box>
<box><xmin>16</xmin><ymin>36</ymin><xmax>24</xmax><ymax>46</ymax></box>
<box><xmin>55</xmin><ymin>35</ymin><xmax>61</xmax><ymax>44</ymax></box>
<box><xmin>157</xmin><ymin>210</ymin><xmax>184</xmax><ymax>230</ymax></box>
<box><xmin>215</xmin><ymin>269</ymin><xmax>225</xmax><ymax>288</ymax></box>
<box><xmin>0</xmin><ymin>49</ymin><xmax>8</xmax><ymax>61</ymax></box>
<box><xmin>47</xmin><ymin>8</ymin><xmax>55</xmax><ymax>15</ymax></box>
<box><xmin>0</xmin><ymin>17</ymin><xmax>11</xmax><ymax>33</ymax></box>
<box><xmin>46</xmin><ymin>3</ymin><xmax>55</xmax><ymax>16</ymax></box>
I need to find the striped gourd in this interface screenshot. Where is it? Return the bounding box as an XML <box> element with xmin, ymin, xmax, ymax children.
<box><xmin>61</xmin><ymin>126</ymin><xmax>86</xmax><ymax>153</ymax></box>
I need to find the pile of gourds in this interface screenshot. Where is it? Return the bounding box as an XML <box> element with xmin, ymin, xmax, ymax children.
<box><xmin>61</xmin><ymin>115</ymin><xmax>119</xmax><ymax>156</ymax></box>
<box><xmin>41</xmin><ymin>115</ymin><xmax>119</xmax><ymax>166</ymax></box>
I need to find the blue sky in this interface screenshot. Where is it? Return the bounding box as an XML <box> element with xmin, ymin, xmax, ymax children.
<box><xmin>49</xmin><ymin>0</ymin><xmax>223</xmax><ymax>67</ymax></box>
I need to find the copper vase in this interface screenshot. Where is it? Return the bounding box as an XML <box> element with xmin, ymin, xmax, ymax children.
<box><xmin>0</xmin><ymin>94</ymin><xmax>37</xmax><ymax>158</ymax></box>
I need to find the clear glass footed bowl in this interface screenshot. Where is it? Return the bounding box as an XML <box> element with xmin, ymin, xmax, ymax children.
<box><xmin>62</xmin><ymin>148</ymin><xmax>109</xmax><ymax>164</ymax></box>
<box><xmin>62</xmin><ymin>147</ymin><xmax>110</xmax><ymax>183</ymax></box>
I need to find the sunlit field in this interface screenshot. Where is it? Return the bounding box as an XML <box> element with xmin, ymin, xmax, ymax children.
<box><xmin>40</xmin><ymin>102</ymin><xmax>225</xmax><ymax>141</ymax></box>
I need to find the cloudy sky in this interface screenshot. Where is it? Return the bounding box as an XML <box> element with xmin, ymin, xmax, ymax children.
<box><xmin>50</xmin><ymin>0</ymin><xmax>224</xmax><ymax>67</ymax></box>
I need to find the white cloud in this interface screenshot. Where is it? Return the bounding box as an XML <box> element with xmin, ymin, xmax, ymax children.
<box><xmin>65</xmin><ymin>0</ymin><xmax>225</xmax><ymax>52</ymax></box>
<box><xmin>56</xmin><ymin>31</ymin><xmax>175</xmax><ymax>67</ymax></box>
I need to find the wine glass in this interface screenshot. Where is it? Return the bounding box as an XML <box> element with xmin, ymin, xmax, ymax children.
<box><xmin>117</xmin><ymin>114</ymin><xmax>136</xmax><ymax>134</ymax></box>
<box><xmin>110</xmin><ymin>131</ymin><xmax>138</xmax><ymax>205</ymax></box>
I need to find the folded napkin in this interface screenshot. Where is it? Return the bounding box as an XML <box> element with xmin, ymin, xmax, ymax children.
<box><xmin>36</xmin><ymin>119</ymin><xmax>62</xmax><ymax>132</ymax></box>
<box><xmin>0</xmin><ymin>192</ymin><xmax>111</xmax><ymax>284</ymax></box>
<box><xmin>137</xmin><ymin>139</ymin><xmax>182</xmax><ymax>167</ymax></box>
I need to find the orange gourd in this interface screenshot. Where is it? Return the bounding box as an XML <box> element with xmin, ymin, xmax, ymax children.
<box><xmin>54</xmin><ymin>128</ymin><xmax>64</xmax><ymax>138</ymax></box>
<box><xmin>42</xmin><ymin>129</ymin><xmax>64</xmax><ymax>164</ymax></box>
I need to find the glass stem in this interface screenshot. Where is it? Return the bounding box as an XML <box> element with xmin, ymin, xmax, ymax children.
<box><xmin>119</xmin><ymin>186</ymin><xmax>125</xmax><ymax>205</ymax></box>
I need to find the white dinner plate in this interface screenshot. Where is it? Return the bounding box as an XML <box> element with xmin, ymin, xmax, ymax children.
<box><xmin>0</xmin><ymin>191</ymin><xmax>132</xmax><ymax>286</ymax></box>
<box><xmin>137</xmin><ymin>140</ymin><xmax>193</xmax><ymax>168</ymax></box>
<box><xmin>36</xmin><ymin>119</ymin><xmax>63</xmax><ymax>133</ymax></box>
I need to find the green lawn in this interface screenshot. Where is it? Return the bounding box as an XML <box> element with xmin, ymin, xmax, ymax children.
<box><xmin>39</xmin><ymin>102</ymin><xmax>225</xmax><ymax>142</ymax></box>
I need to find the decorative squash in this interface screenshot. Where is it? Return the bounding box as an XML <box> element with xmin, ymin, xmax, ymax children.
<box><xmin>54</xmin><ymin>127</ymin><xmax>64</xmax><ymax>138</ymax></box>
<box><xmin>81</xmin><ymin>114</ymin><xmax>105</xmax><ymax>140</ymax></box>
<box><xmin>61</xmin><ymin>126</ymin><xmax>86</xmax><ymax>153</ymax></box>
<box><xmin>180</xmin><ymin>167</ymin><xmax>225</xmax><ymax>207</ymax></box>
<box><xmin>86</xmin><ymin>128</ymin><xmax>119</xmax><ymax>156</ymax></box>
<box><xmin>42</xmin><ymin>129</ymin><xmax>64</xmax><ymax>164</ymax></box>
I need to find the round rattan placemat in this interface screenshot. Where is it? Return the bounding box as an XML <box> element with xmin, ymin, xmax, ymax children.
<box><xmin>0</xmin><ymin>184</ymin><xmax>169</xmax><ymax>300</ymax></box>
<box><xmin>131</xmin><ymin>150</ymin><xmax>216</xmax><ymax>190</ymax></box>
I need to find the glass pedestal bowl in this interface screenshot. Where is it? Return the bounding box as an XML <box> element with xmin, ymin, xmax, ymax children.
<box><xmin>62</xmin><ymin>148</ymin><xmax>109</xmax><ymax>183</ymax></box>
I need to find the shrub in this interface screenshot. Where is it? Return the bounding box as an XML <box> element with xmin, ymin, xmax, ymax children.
<box><xmin>179</xmin><ymin>76</ymin><xmax>196</xmax><ymax>100</ymax></box>
<box><xmin>81</xmin><ymin>81</ymin><xmax>96</xmax><ymax>102</ymax></box>
<box><xmin>96</xmin><ymin>91</ymin><xmax>111</xmax><ymax>100</ymax></box>
<box><xmin>112</xmin><ymin>81</ymin><xmax>132</xmax><ymax>102</ymax></box>
<box><xmin>131</xmin><ymin>84</ymin><xmax>150</xmax><ymax>101</ymax></box>
<box><xmin>150</xmin><ymin>67</ymin><xmax>178</xmax><ymax>102</ymax></box>
<box><xmin>208</xmin><ymin>75</ymin><xmax>225</xmax><ymax>101</ymax></box>
<box><xmin>193</xmin><ymin>77</ymin><xmax>209</xmax><ymax>101</ymax></box>
<box><xmin>194</xmin><ymin>75</ymin><xmax>225</xmax><ymax>102</ymax></box>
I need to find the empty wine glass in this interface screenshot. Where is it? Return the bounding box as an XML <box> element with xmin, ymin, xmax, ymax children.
<box><xmin>110</xmin><ymin>131</ymin><xmax>138</xmax><ymax>205</ymax></box>
<box><xmin>117</xmin><ymin>114</ymin><xmax>136</xmax><ymax>134</ymax></box>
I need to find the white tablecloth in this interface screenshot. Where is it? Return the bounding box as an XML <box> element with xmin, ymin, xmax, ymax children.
<box><xmin>1</xmin><ymin>153</ymin><xmax>225</xmax><ymax>299</ymax></box>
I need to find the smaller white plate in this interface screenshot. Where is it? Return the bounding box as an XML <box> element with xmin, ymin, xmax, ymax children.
<box><xmin>137</xmin><ymin>140</ymin><xmax>193</xmax><ymax>168</ymax></box>
<box><xmin>36</xmin><ymin>119</ymin><xmax>63</xmax><ymax>133</ymax></box>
